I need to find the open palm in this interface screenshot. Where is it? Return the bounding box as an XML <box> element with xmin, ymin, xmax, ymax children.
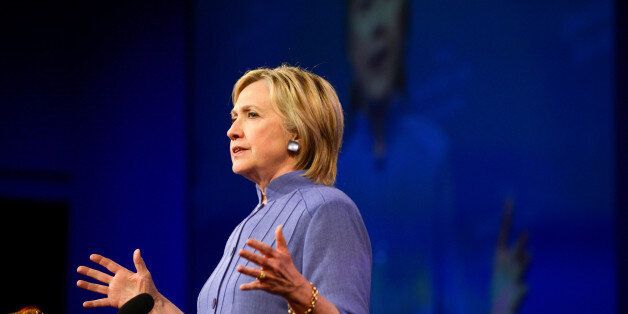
<box><xmin>77</xmin><ymin>249</ymin><xmax>159</xmax><ymax>309</ymax></box>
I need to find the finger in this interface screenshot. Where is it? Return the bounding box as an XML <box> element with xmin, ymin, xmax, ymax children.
<box><xmin>76</xmin><ymin>279</ymin><xmax>108</xmax><ymax>295</ymax></box>
<box><xmin>239</xmin><ymin>249</ymin><xmax>269</xmax><ymax>267</ymax></box>
<box><xmin>245</xmin><ymin>239</ymin><xmax>274</xmax><ymax>257</ymax></box>
<box><xmin>520</xmin><ymin>250</ymin><xmax>532</xmax><ymax>273</ymax></box>
<box><xmin>239</xmin><ymin>280</ymin><xmax>265</xmax><ymax>291</ymax></box>
<box><xmin>77</xmin><ymin>265</ymin><xmax>113</xmax><ymax>284</ymax></box>
<box><xmin>497</xmin><ymin>199</ymin><xmax>513</xmax><ymax>250</ymax></box>
<box><xmin>236</xmin><ymin>265</ymin><xmax>277</xmax><ymax>281</ymax></box>
<box><xmin>90</xmin><ymin>254</ymin><xmax>123</xmax><ymax>274</ymax></box>
<box><xmin>133</xmin><ymin>248</ymin><xmax>149</xmax><ymax>274</ymax></box>
<box><xmin>513</xmin><ymin>231</ymin><xmax>528</xmax><ymax>259</ymax></box>
<box><xmin>83</xmin><ymin>298</ymin><xmax>111</xmax><ymax>308</ymax></box>
<box><xmin>275</xmin><ymin>225</ymin><xmax>288</xmax><ymax>253</ymax></box>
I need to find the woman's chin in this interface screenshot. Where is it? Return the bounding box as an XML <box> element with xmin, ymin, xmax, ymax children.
<box><xmin>232</xmin><ymin>165</ymin><xmax>243</xmax><ymax>174</ymax></box>
<box><xmin>231</xmin><ymin>164</ymin><xmax>252</xmax><ymax>177</ymax></box>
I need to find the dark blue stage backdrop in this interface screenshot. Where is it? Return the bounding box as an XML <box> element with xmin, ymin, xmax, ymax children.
<box><xmin>1</xmin><ymin>1</ymin><xmax>616</xmax><ymax>313</ymax></box>
<box><xmin>192</xmin><ymin>0</ymin><xmax>615</xmax><ymax>313</ymax></box>
<box><xmin>1</xmin><ymin>2</ymin><xmax>188</xmax><ymax>314</ymax></box>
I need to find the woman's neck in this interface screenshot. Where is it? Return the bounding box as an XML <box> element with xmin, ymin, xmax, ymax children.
<box><xmin>255</xmin><ymin>166</ymin><xmax>298</xmax><ymax>204</ymax></box>
<box><xmin>254</xmin><ymin>165</ymin><xmax>297</xmax><ymax>193</ymax></box>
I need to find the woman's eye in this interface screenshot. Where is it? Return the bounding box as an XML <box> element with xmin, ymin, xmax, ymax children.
<box><xmin>247</xmin><ymin>112</ymin><xmax>259</xmax><ymax>118</ymax></box>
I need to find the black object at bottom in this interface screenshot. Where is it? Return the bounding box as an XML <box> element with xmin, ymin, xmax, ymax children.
<box><xmin>118</xmin><ymin>293</ymin><xmax>154</xmax><ymax>314</ymax></box>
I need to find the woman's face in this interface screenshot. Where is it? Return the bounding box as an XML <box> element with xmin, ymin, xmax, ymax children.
<box><xmin>227</xmin><ymin>80</ymin><xmax>296</xmax><ymax>186</ymax></box>
<box><xmin>348</xmin><ymin>0</ymin><xmax>405</xmax><ymax>103</ymax></box>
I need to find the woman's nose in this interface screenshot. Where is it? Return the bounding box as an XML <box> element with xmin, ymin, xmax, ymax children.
<box><xmin>227</xmin><ymin>120</ymin><xmax>242</xmax><ymax>140</ymax></box>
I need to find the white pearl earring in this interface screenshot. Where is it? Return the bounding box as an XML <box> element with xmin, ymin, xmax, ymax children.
<box><xmin>287</xmin><ymin>140</ymin><xmax>300</xmax><ymax>153</ymax></box>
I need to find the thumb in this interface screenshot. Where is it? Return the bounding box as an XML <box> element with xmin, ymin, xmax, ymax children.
<box><xmin>275</xmin><ymin>225</ymin><xmax>288</xmax><ymax>253</ymax></box>
<box><xmin>133</xmin><ymin>248</ymin><xmax>149</xmax><ymax>274</ymax></box>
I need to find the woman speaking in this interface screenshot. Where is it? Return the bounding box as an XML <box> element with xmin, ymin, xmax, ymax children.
<box><xmin>76</xmin><ymin>65</ymin><xmax>372</xmax><ymax>314</ymax></box>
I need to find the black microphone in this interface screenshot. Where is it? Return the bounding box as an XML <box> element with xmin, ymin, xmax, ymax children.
<box><xmin>118</xmin><ymin>293</ymin><xmax>154</xmax><ymax>314</ymax></box>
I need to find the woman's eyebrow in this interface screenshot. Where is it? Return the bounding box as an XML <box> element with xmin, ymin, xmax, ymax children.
<box><xmin>231</xmin><ymin>104</ymin><xmax>260</xmax><ymax>116</ymax></box>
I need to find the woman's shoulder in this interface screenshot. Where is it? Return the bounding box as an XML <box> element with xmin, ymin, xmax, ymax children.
<box><xmin>296</xmin><ymin>185</ymin><xmax>359</xmax><ymax>217</ymax></box>
<box><xmin>296</xmin><ymin>185</ymin><xmax>370</xmax><ymax>249</ymax></box>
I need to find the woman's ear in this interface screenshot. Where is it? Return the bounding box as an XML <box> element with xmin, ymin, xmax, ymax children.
<box><xmin>288</xmin><ymin>129</ymin><xmax>300</xmax><ymax>142</ymax></box>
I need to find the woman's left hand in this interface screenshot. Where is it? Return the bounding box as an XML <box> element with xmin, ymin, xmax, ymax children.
<box><xmin>237</xmin><ymin>225</ymin><xmax>310</xmax><ymax>302</ymax></box>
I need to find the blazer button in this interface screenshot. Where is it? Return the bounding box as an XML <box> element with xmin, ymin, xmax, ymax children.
<box><xmin>212</xmin><ymin>298</ymin><xmax>217</xmax><ymax>309</ymax></box>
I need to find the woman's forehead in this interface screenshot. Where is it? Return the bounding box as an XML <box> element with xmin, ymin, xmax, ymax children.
<box><xmin>235</xmin><ymin>80</ymin><xmax>269</xmax><ymax>101</ymax></box>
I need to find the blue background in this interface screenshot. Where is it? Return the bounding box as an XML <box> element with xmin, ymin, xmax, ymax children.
<box><xmin>0</xmin><ymin>0</ymin><xmax>625</xmax><ymax>313</ymax></box>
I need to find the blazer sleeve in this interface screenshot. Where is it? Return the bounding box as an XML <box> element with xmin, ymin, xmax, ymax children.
<box><xmin>301</xmin><ymin>195</ymin><xmax>372</xmax><ymax>314</ymax></box>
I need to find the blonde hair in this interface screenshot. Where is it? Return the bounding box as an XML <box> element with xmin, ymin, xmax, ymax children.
<box><xmin>232</xmin><ymin>65</ymin><xmax>344</xmax><ymax>186</ymax></box>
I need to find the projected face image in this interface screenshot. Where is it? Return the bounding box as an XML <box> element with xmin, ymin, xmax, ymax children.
<box><xmin>348</xmin><ymin>0</ymin><xmax>405</xmax><ymax>104</ymax></box>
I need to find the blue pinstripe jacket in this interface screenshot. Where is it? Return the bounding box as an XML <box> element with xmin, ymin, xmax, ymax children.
<box><xmin>198</xmin><ymin>170</ymin><xmax>372</xmax><ymax>314</ymax></box>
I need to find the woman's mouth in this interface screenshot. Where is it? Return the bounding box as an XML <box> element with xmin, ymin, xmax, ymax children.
<box><xmin>232</xmin><ymin>146</ymin><xmax>248</xmax><ymax>155</ymax></box>
<box><xmin>368</xmin><ymin>47</ymin><xmax>389</xmax><ymax>72</ymax></box>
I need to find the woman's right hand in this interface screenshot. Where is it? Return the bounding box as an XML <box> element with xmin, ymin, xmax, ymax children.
<box><xmin>76</xmin><ymin>249</ymin><xmax>160</xmax><ymax>309</ymax></box>
<box><xmin>490</xmin><ymin>201</ymin><xmax>530</xmax><ymax>314</ymax></box>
